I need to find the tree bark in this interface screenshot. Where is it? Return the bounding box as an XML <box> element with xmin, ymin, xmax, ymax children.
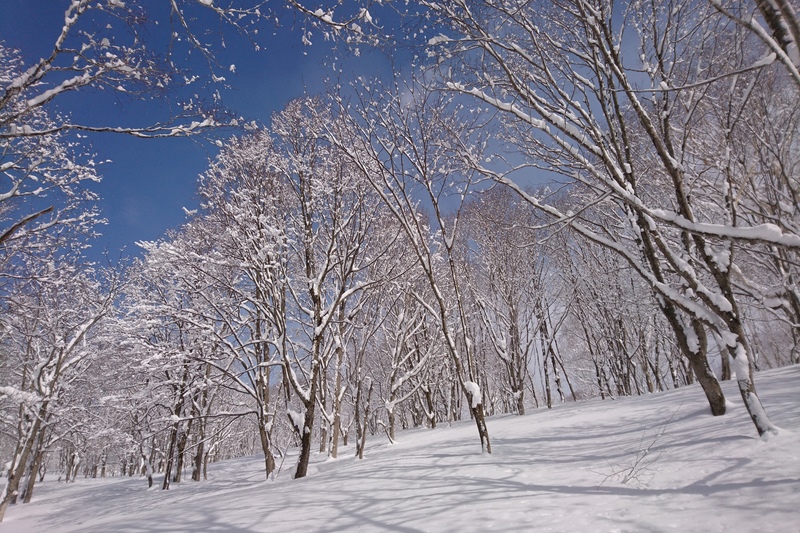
<box><xmin>293</xmin><ymin>358</ymin><xmax>319</xmax><ymax>479</ymax></box>
<box><xmin>330</xmin><ymin>308</ymin><xmax>346</xmax><ymax>459</ymax></box>
<box><xmin>258</xmin><ymin>417</ymin><xmax>276</xmax><ymax>478</ymax></box>
<box><xmin>0</xmin><ymin>401</ymin><xmax>48</xmax><ymax>522</ymax></box>
<box><xmin>21</xmin><ymin>448</ymin><xmax>45</xmax><ymax>504</ymax></box>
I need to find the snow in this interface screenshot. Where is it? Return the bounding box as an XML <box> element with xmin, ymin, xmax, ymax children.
<box><xmin>648</xmin><ymin>210</ymin><xmax>800</xmax><ymax>248</ymax></box>
<box><xmin>428</xmin><ymin>34</ymin><xmax>451</xmax><ymax>45</ymax></box>
<box><xmin>286</xmin><ymin>408</ymin><xmax>305</xmax><ymax>434</ymax></box>
<box><xmin>312</xmin><ymin>8</ymin><xmax>333</xmax><ymax>24</ymax></box>
<box><xmin>2</xmin><ymin>366</ymin><xmax>799</xmax><ymax>532</ymax></box>
<box><xmin>0</xmin><ymin>386</ymin><xmax>40</xmax><ymax>404</ymax></box>
<box><xmin>683</xmin><ymin>321</ymin><xmax>700</xmax><ymax>354</ymax></box>
<box><xmin>26</xmin><ymin>73</ymin><xmax>91</xmax><ymax>108</ymax></box>
<box><xmin>463</xmin><ymin>380</ymin><xmax>482</xmax><ymax>407</ymax></box>
<box><xmin>732</xmin><ymin>345</ymin><xmax>751</xmax><ymax>381</ymax></box>
<box><xmin>360</xmin><ymin>8</ymin><xmax>373</xmax><ymax>24</ymax></box>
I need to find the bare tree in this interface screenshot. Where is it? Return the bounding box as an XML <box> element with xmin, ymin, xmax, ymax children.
<box><xmin>460</xmin><ymin>187</ymin><xmax>569</xmax><ymax>414</ymax></box>
<box><xmin>711</xmin><ymin>0</ymin><xmax>800</xmax><ymax>85</ymax></box>
<box><xmin>0</xmin><ymin>257</ymin><xmax>118</xmax><ymax>520</ymax></box>
<box><xmin>329</xmin><ymin>80</ymin><xmax>495</xmax><ymax>453</ymax></box>
<box><xmin>269</xmin><ymin>98</ymin><xmax>391</xmax><ymax>478</ymax></box>
<box><xmin>424</xmin><ymin>0</ymin><xmax>793</xmax><ymax>435</ymax></box>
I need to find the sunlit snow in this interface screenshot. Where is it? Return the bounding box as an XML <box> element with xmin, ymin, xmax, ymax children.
<box><xmin>2</xmin><ymin>367</ymin><xmax>798</xmax><ymax>532</ymax></box>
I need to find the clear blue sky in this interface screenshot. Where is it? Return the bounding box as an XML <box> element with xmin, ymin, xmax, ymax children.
<box><xmin>1</xmin><ymin>1</ymin><xmax>397</xmax><ymax>263</ymax></box>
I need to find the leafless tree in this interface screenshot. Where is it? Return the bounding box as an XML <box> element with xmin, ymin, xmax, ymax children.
<box><xmin>0</xmin><ymin>257</ymin><xmax>118</xmax><ymax>520</ymax></box>
<box><xmin>329</xmin><ymin>79</ymin><xmax>495</xmax><ymax>453</ymax></box>
<box><xmin>424</xmin><ymin>0</ymin><xmax>795</xmax><ymax>435</ymax></box>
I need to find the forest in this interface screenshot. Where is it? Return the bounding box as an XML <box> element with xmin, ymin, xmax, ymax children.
<box><xmin>1</xmin><ymin>0</ymin><xmax>799</xmax><ymax>522</ymax></box>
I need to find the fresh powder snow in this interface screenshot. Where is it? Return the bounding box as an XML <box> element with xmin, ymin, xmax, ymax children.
<box><xmin>2</xmin><ymin>366</ymin><xmax>798</xmax><ymax>532</ymax></box>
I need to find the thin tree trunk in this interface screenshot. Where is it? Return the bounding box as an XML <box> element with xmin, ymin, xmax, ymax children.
<box><xmin>21</xmin><ymin>449</ymin><xmax>44</xmax><ymax>504</ymax></box>
<box><xmin>0</xmin><ymin>401</ymin><xmax>48</xmax><ymax>522</ymax></box>
<box><xmin>293</xmin><ymin>358</ymin><xmax>319</xmax><ymax>479</ymax></box>
<box><xmin>330</xmin><ymin>305</ymin><xmax>347</xmax><ymax>459</ymax></box>
<box><xmin>318</xmin><ymin>369</ymin><xmax>328</xmax><ymax>455</ymax></box>
<box><xmin>423</xmin><ymin>385</ymin><xmax>437</xmax><ymax>429</ymax></box>
<box><xmin>192</xmin><ymin>437</ymin><xmax>204</xmax><ymax>482</ymax></box>
<box><xmin>543</xmin><ymin>350</ymin><xmax>552</xmax><ymax>409</ymax></box>
<box><xmin>162</xmin><ymin>434</ymin><xmax>175</xmax><ymax>491</ymax></box>
<box><xmin>20</xmin><ymin>428</ymin><xmax>46</xmax><ymax>504</ymax></box>
<box><xmin>173</xmin><ymin>417</ymin><xmax>192</xmax><ymax>483</ymax></box>
<box><xmin>719</xmin><ymin>345</ymin><xmax>732</xmax><ymax>381</ymax></box>
<box><xmin>357</xmin><ymin>381</ymin><xmax>373</xmax><ymax>460</ymax></box>
<box><xmin>468</xmin><ymin>401</ymin><xmax>492</xmax><ymax>453</ymax></box>
<box><xmin>594</xmin><ymin>360</ymin><xmax>606</xmax><ymax>400</ymax></box>
<box><xmin>552</xmin><ymin>352</ymin><xmax>565</xmax><ymax>403</ymax></box>
<box><xmin>257</xmin><ymin>416</ymin><xmax>276</xmax><ymax>478</ymax></box>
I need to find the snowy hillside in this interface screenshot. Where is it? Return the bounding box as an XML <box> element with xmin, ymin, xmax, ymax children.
<box><xmin>2</xmin><ymin>366</ymin><xmax>798</xmax><ymax>533</ymax></box>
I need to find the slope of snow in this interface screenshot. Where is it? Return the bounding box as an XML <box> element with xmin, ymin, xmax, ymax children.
<box><xmin>3</xmin><ymin>366</ymin><xmax>799</xmax><ymax>532</ymax></box>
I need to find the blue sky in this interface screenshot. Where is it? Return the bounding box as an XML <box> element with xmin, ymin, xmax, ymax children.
<box><xmin>1</xmin><ymin>1</ymin><xmax>397</xmax><ymax>263</ymax></box>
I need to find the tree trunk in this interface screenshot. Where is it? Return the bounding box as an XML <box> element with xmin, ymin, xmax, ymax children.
<box><xmin>330</xmin><ymin>305</ymin><xmax>347</xmax><ymax>459</ymax></box>
<box><xmin>318</xmin><ymin>370</ymin><xmax>328</xmax><ymax>455</ymax></box>
<box><xmin>737</xmin><ymin>377</ymin><xmax>775</xmax><ymax>436</ymax></box>
<box><xmin>466</xmin><ymin>397</ymin><xmax>492</xmax><ymax>454</ymax></box>
<box><xmin>330</xmin><ymin>381</ymin><xmax>344</xmax><ymax>457</ymax></box>
<box><xmin>70</xmin><ymin>457</ymin><xmax>81</xmax><ymax>483</ymax></box>
<box><xmin>20</xmin><ymin>429</ymin><xmax>46</xmax><ymax>504</ymax></box>
<box><xmin>191</xmin><ymin>412</ymin><xmax>206</xmax><ymax>482</ymax></box>
<box><xmin>729</xmin><ymin>328</ymin><xmax>778</xmax><ymax>436</ymax></box>
<box><xmin>543</xmin><ymin>351</ymin><xmax>553</xmax><ymax>409</ymax></box>
<box><xmin>594</xmin><ymin>360</ymin><xmax>605</xmax><ymax>400</ymax></box>
<box><xmin>719</xmin><ymin>345</ymin><xmax>732</xmax><ymax>381</ymax></box>
<box><xmin>161</xmin><ymin>440</ymin><xmax>174</xmax><ymax>491</ymax></box>
<box><xmin>257</xmin><ymin>416</ymin><xmax>276</xmax><ymax>478</ymax></box>
<box><xmin>143</xmin><ymin>437</ymin><xmax>155</xmax><ymax>488</ymax></box>
<box><xmin>64</xmin><ymin>451</ymin><xmax>75</xmax><ymax>483</ymax></box>
<box><xmin>293</xmin><ymin>360</ymin><xmax>319</xmax><ymax>479</ymax></box>
<box><xmin>515</xmin><ymin>389</ymin><xmax>526</xmax><ymax>415</ymax></box>
<box><xmin>686</xmin><ymin>352</ymin><xmax>726</xmax><ymax>416</ymax></box>
<box><xmin>357</xmin><ymin>381</ymin><xmax>373</xmax><ymax>460</ymax></box>
<box><xmin>552</xmin><ymin>352</ymin><xmax>565</xmax><ymax>403</ymax></box>
<box><xmin>0</xmin><ymin>401</ymin><xmax>48</xmax><ymax>522</ymax></box>
<box><xmin>387</xmin><ymin>408</ymin><xmax>396</xmax><ymax>444</ymax></box>
<box><xmin>173</xmin><ymin>420</ymin><xmax>190</xmax><ymax>483</ymax></box>
<box><xmin>662</xmin><ymin>300</ymin><xmax>725</xmax><ymax>415</ymax></box>
<box><xmin>424</xmin><ymin>386</ymin><xmax>437</xmax><ymax>428</ymax></box>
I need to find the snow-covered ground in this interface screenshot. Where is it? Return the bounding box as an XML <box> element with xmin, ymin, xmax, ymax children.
<box><xmin>3</xmin><ymin>366</ymin><xmax>799</xmax><ymax>533</ymax></box>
